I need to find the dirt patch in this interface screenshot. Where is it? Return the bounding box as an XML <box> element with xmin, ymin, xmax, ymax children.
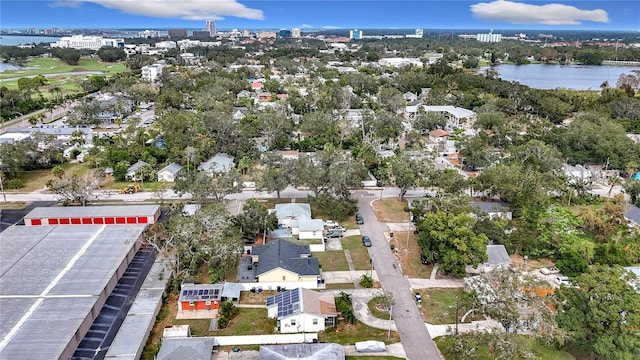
<box><xmin>510</xmin><ymin>254</ymin><xmax>555</xmax><ymax>271</ymax></box>
<box><xmin>239</xmin><ymin>290</ymin><xmax>278</xmax><ymax>305</ymax></box>
<box><xmin>390</xmin><ymin>231</ymin><xmax>433</xmax><ymax>279</ymax></box>
<box><xmin>71</xmin><ymin>67</ymin><xmax>88</xmax><ymax>72</ymax></box>
<box><xmin>372</xmin><ymin>198</ymin><xmax>410</xmax><ymax>223</ymax></box>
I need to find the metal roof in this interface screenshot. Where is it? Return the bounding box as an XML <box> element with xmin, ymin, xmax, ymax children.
<box><xmin>259</xmin><ymin>343</ymin><xmax>345</xmax><ymax>360</ymax></box>
<box><xmin>24</xmin><ymin>205</ymin><xmax>160</xmax><ymax>219</ymax></box>
<box><xmin>0</xmin><ymin>224</ymin><xmax>146</xmax><ymax>360</ymax></box>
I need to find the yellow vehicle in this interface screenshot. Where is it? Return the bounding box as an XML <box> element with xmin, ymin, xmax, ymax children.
<box><xmin>119</xmin><ymin>183</ymin><xmax>141</xmax><ymax>194</ymax></box>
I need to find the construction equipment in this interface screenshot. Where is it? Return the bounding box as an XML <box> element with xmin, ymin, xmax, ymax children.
<box><xmin>119</xmin><ymin>183</ymin><xmax>141</xmax><ymax>194</ymax></box>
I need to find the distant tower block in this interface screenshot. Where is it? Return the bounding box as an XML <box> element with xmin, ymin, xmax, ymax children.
<box><xmin>415</xmin><ymin>29</ymin><xmax>423</xmax><ymax>38</ymax></box>
<box><xmin>206</xmin><ymin>19</ymin><xmax>216</xmax><ymax>36</ymax></box>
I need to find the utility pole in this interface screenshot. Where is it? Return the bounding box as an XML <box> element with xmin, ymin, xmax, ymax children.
<box><xmin>455</xmin><ymin>297</ymin><xmax>459</xmax><ymax>335</ymax></box>
<box><xmin>0</xmin><ymin>170</ymin><xmax>6</xmax><ymax>203</ymax></box>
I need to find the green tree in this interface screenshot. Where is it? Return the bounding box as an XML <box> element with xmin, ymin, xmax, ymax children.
<box><xmin>51</xmin><ymin>165</ymin><xmax>65</xmax><ymax>179</ymax></box>
<box><xmin>417</xmin><ymin>211</ymin><xmax>489</xmax><ymax>277</ymax></box>
<box><xmin>556</xmin><ymin>266</ymin><xmax>640</xmax><ymax>360</ymax></box>
<box><xmin>233</xmin><ymin>199</ymin><xmax>278</xmax><ymax>238</ymax></box>
<box><xmin>388</xmin><ymin>154</ymin><xmax>421</xmax><ymax>201</ymax></box>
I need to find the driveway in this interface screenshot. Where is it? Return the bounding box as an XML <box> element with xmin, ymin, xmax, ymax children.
<box><xmin>354</xmin><ymin>190</ymin><xmax>442</xmax><ymax>360</ymax></box>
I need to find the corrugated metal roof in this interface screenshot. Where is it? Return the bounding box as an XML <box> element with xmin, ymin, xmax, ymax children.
<box><xmin>0</xmin><ymin>225</ymin><xmax>145</xmax><ymax>360</ymax></box>
<box><xmin>24</xmin><ymin>205</ymin><xmax>160</xmax><ymax>219</ymax></box>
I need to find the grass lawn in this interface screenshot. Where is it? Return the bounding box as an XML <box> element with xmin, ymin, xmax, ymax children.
<box><xmin>7</xmin><ymin>163</ymin><xmax>94</xmax><ymax>193</ymax></box>
<box><xmin>417</xmin><ymin>288</ymin><xmax>480</xmax><ymax>325</ymax></box>
<box><xmin>0</xmin><ymin>202</ymin><xmax>29</xmax><ymax>210</ymax></box>
<box><xmin>315</xmin><ymin>251</ymin><xmax>349</xmax><ymax>272</ymax></box>
<box><xmin>319</xmin><ymin>320</ymin><xmax>400</xmax><ymax>345</ymax></box>
<box><xmin>372</xmin><ymin>198</ymin><xmax>410</xmax><ymax>223</ymax></box>
<box><xmin>0</xmin><ymin>57</ymin><xmax>127</xmax><ymax>80</ymax></box>
<box><xmin>342</xmin><ymin>236</ymin><xmax>372</xmax><ymax>270</ymax></box>
<box><xmin>389</xmin><ymin>231</ymin><xmax>433</xmax><ymax>279</ymax></box>
<box><xmin>367</xmin><ymin>296</ymin><xmax>393</xmax><ymax>320</ymax></box>
<box><xmin>435</xmin><ymin>335</ymin><xmax>576</xmax><ymax>360</ymax></box>
<box><xmin>324</xmin><ymin>283</ymin><xmax>355</xmax><ymax>289</ymax></box>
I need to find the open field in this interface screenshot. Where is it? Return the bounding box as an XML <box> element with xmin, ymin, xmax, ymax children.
<box><xmin>0</xmin><ymin>57</ymin><xmax>127</xmax><ymax>80</ymax></box>
<box><xmin>372</xmin><ymin>198</ymin><xmax>410</xmax><ymax>223</ymax></box>
<box><xmin>416</xmin><ymin>288</ymin><xmax>481</xmax><ymax>325</ymax></box>
<box><xmin>318</xmin><ymin>320</ymin><xmax>400</xmax><ymax>345</ymax></box>
<box><xmin>6</xmin><ymin>163</ymin><xmax>91</xmax><ymax>193</ymax></box>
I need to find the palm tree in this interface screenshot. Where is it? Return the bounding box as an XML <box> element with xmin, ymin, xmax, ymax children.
<box><xmin>608</xmin><ymin>175</ymin><xmax>621</xmax><ymax>196</ymax></box>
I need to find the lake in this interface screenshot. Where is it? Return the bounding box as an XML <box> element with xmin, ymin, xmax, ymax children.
<box><xmin>478</xmin><ymin>64</ymin><xmax>640</xmax><ymax>90</ymax></box>
<box><xmin>0</xmin><ymin>35</ymin><xmax>61</xmax><ymax>46</ymax></box>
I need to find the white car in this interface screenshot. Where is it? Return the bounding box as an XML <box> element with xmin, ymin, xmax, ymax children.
<box><xmin>324</xmin><ymin>220</ymin><xmax>339</xmax><ymax>228</ymax></box>
<box><xmin>555</xmin><ymin>276</ymin><xmax>571</xmax><ymax>286</ymax></box>
<box><xmin>540</xmin><ymin>266</ymin><xmax>560</xmax><ymax>275</ymax></box>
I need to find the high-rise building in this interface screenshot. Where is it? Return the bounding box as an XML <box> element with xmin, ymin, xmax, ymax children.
<box><xmin>168</xmin><ymin>29</ymin><xmax>188</xmax><ymax>39</ymax></box>
<box><xmin>192</xmin><ymin>30</ymin><xmax>211</xmax><ymax>38</ymax></box>
<box><xmin>138</xmin><ymin>30</ymin><xmax>159</xmax><ymax>39</ymax></box>
<box><xmin>349</xmin><ymin>29</ymin><xmax>362</xmax><ymax>40</ymax></box>
<box><xmin>206</xmin><ymin>20</ymin><xmax>216</xmax><ymax>36</ymax></box>
<box><xmin>291</xmin><ymin>28</ymin><xmax>301</xmax><ymax>38</ymax></box>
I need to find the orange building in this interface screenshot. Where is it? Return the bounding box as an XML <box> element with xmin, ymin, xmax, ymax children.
<box><xmin>178</xmin><ymin>283</ymin><xmax>241</xmax><ymax>312</ymax></box>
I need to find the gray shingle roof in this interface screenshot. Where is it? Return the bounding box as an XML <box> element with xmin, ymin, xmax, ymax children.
<box><xmin>486</xmin><ymin>245</ymin><xmax>511</xmax><ymax>265</ymax></box>
<box><xmin>159</xmin><ymin>162</ymin><xmax>183</xmax><ymax>175</ymax></box>
<box><xmin>198</xmin><ymin>153</ymin><xmax>235</xmax><ymax>173</ymax></box>
<box><xmin>156</xmin><ymin>338</ymin><xmax>215</xmax><ymax>360</ymax></box>
<box><xmin>472</xmin><ymin>202</ymin><xmax>509</xmax><ymax>213</ymax></box>
<box><xmin>126</xmin><ymin>160</ymin><xmax>150</xmax><ymax>174</ymax></box>
<box><xmin>275</xmin><ymin>203</ymin><xmax>311</xmax><ymax>219</ymax></box>
<box><xmin>253</xmin><ymin>239</ymin><xmax>319</xmax><ymax>276</ymax></box>
<box><xmin>625</xmin><ymin>205</ymin><xmax>640</xmax><ymax>226</ymax></box>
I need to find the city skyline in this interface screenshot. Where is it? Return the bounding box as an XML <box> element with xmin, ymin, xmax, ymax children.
<box><xmin>1</xmin><ymin>1</ymin><xmax>639</xmax><ymax>31</ymax></box>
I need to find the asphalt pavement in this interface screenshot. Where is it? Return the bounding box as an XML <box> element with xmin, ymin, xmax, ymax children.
<box><xmin>354</xmin><ymin>190</ymin><xmax>443</xmax><ymax>360</ymax></box>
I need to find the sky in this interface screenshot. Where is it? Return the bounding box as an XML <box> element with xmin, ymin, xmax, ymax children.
<box><xmin>1</xmin><ymin>0</ymin><xmax>639</xmax><ymax>31</ymax></box>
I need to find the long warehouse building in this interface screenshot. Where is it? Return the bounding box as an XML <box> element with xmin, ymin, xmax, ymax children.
<box><xmin>0</xmin><ymin>223</ymin><xmax>147</xmax><ymax>360</ymax></box>
<box><xmin>23</xmin><ymin>205</ymin><xmax>161</xmax><ymax>226</ymax></box>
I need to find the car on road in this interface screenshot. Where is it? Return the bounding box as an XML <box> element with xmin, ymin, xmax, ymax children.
<box><xmin>540</xmin><ymin>266</ymin><xmax>560</xmax><ymax>275</ymax></box>
<box><xmin>355</xmin><ymin>213</ymin><xmax>364</xmax><ymax>224</ymax></box>
<box><xmin>362</xmin><ymin>236</ymin><xmax>372</xmax><ymax>247</ymax></box>
<box><xmin>325</xmin><ymin>230</ymin><xmax>343</xmax><ymax>239</ymax></box>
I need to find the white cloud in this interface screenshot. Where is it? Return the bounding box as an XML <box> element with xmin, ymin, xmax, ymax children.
<box><xmin>300</xmin><ymin>24</ymin><xmax>313</xmax><ymax>29</ymax></box>
<box><xmin>470</xmin><ymin>0</ymin><xmax>608</xmax><ymax>25</ymax></box>
<box><xmin>322</xmin><ymin>25</ymin><xmax>340</xmax><ymax>29</ymax></box>
<box><xmin>53</xmin><ymin>0</ymin><xmax>264</xmax><ymax>21</ymax></box>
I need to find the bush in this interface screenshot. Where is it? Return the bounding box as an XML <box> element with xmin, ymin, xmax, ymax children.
<box><xmin>556</xmin><ymin>248</ymin><xmax>589</xmax><ymax>277</ymax></box>
<box><xmin>359</xmin><ymin>273</ymin><xmax>373</xmax><ymax>288</ymax></box>
<box><xmin>6</xmin><ymin>178</ymin><xmax>24</xmax><ymax>189</ymax></box>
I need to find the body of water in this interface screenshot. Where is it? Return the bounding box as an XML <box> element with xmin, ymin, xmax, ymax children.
<box><xmin>0</xmin><ymin>62</ymin><xmax>20</xmax><ymax>72</ymax></box>
<box><xmin>478</xmin><ymin>64</ymin><xmax>640</xmax><ymax>90</ymax></box>
<box><xmin>0</xmin><ymin>35</ymin><xmax>61</xmax><ymax>46</ymax></box>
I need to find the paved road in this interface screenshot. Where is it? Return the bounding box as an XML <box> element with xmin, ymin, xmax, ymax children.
<box><xmin>354</xmin><ymin>190</ymin><xmax>442</xmax><ymax>360</ymax></box>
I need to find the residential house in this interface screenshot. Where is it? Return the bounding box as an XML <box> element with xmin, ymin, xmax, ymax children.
<box><xmin>471</xmin><ymin>202</ymin><xmax>513</xmax><ymax>220</ymax></box>
<box><xmin>404</xmin><ymin>105</ymin><xmax>476</xmax><ymax>128</ymax></box>
<box><xmin>125</xmin><ymin>160</ymin><xmax>150</xmax><ymax>181</ymax></box>
<box><xmin>157</xmin><ymin>162</ymin><xmax>182</xmax><ymax>182</ymax></box>
<box><xmin>275</xmin><ymin>203</ymin><xmax>312</xmax><ymax>234</ymax></box>
<box><xmin>246</xmin><ymin>239</ymin><xmax>320</xmax><ymax>284</ymax></box>
<box><xmin>198</xmin><ymin>153</ymin><xmax>235</xmax><ymax>175</ymax></box>
<box><xmin>232</xmin><ymin>107</ymin><xmax>249</xmax><ymax>120</ymax></box>
<box><xmin>564</xmin><ymin>164</ymin><xmax>595</xmax><ymax>187</ymax></box>
<box><xmin>298</xmin><ymin>217</ymin><xmax>324</xmax><ymax>240</ymax></box>
<box><xmin>178</xmin><ymin>283</ymin><xmax>224</xmax><ymax>312</ymax></box>
<box><xmin>280</xmin><ymin>150</ymin><xmax>300</xmax><ymax>160</ymax></box>
<box><xmin>466</xmin><ymin>245</ymin><xmax>511</xmax><ymax>274</ymax></box>
<box><xmin>89</xmin><ymin>93</ymin><xmax>134</xmax><ymax>124</ymax></box>
<box><xmin>251</xmin><ymin>82</ymin><xmax>264</xmax><ymax>91</ymax></box>
<box><xmin>428</xmin><ymin>129</ymin><xmax>449</xmax><ymax>142</ymax></box>
<box><xmin>624</xmin><ymin>205</ymin><xmax>640</xmax><ymax>231</ymax></box>
<box><xmin>236</xmin><ymin>90</ymin><xmax>252</xmax><ymax>99</ymax></box>
<box><xmin>266</xmin><ymin>288</ymin><xmax>338</xmax><ymax>333</ymax></box>
<box><xmin>403</xmin><ymin>92</ymin><xmax>418</xmax><ymax>102</ymax></box>
<box><xmin>259</xmin><ymin>343</ymin><xmax>344</xmax><ymax>360</ymax></box>
<box><xmin>156</xmin><ymin>338</ymin><xmax>215</xmax><ymax>360</ymax></box>
<box><xmin>257</xmin><ymin>92</ymin><xmax>273</xmax><ymax>101</ymax></box>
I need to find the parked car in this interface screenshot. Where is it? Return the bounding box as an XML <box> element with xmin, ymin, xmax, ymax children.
<box><xmin>540</xmin><ymin>266</ymin><xmax>560</xmax><ymax>275</ymax></box>
<box><xmin>325</xmin><ymin>230</ymin><xmax>343</xmax><ymax>239</ymax></box>
<box><xmin>324</xmin><ymin>220</ymin><xmax>339</xmax><ymax>228</ymax></box>
<box><xmin>328</xmin><ymin>225</ymin><xmax>346</xmax><ymax>232</ymax></box>
<box><xmin>362</xmin><ymin>236</ymin><xmax>372</xmax><ymax>247</ymax></box>
<box><xmin>555</xmin><ymin>276</ymin><xmax>571</xmax><ymax>286</ymax></box>
<box><xmin>355</xmin><ymin>214</ymin><xmax>364</xmax><ymax>224</ymax></box>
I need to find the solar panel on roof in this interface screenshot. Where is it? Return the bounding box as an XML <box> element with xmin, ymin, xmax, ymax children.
<box><xmin>198</xmin><ymin>289</ymin><xmax>204</xmax><ymax>295</ymax></box>
<box><xmin>203</xmin><ymin>289</ymin><xmax>209</xmax><ymax>295</ymax></box>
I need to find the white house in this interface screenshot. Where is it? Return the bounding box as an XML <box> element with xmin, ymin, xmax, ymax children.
<box><xmin>125</xmin><ymin>160</ymin><xmax>150</xmax><ymax>181</ymax></box>
<box><xmin>266</xmin><ymin>288</ymin><xmax>338</xmax><ymax>333</ymax></box>
<box><xmin>141</xmin><ymin>63</ymin><xmax>165</xmax><ymax>82</ymax></box>
<box><xmin>275</xmin><ymin>203</ymin><xmax>312</xmax><ymax>235</ymax></box>
<box><xmin>198</xmin><ymin>153</ymin><xmax>235</xmax><ymax>175</ymax></box>
<box><xmin>471</xmin><ymin>202</ymin><xmax>513</xmax><ymax>221</ymax></box>
<box><xmin>157</xmin><ymin>162</ymin><xmax>182</xmax><ymax>182</ymax></box>
<box><xmin>297</xmin><ymin>217</ymin><xmax>324</xmax><ymax>240</ymax></box>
